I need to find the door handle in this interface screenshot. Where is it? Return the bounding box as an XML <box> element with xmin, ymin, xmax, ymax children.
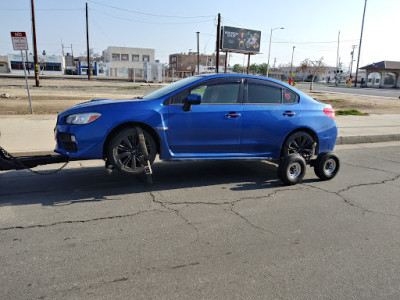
<box><xmin>283</xmin><ymin>111</ymin><xmax>296</xmax><ymax>117</ymax></box>
<box><xmin>225</xmin><ymin>112</ymin><xmax>241</xmax><ymax>119</ymax></box>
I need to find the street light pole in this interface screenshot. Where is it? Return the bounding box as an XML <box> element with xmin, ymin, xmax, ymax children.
<box><xmin>290</xmin><ymin>46</ymin><xmax>295</xmax><ymax>81</ymax></box>
<box><xmin>266</xmin><ymin>27</ymin><xmax>284</xmax><ymax>78</ymax></box>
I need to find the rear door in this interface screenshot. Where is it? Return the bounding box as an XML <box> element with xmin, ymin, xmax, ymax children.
<box><xmin>240</xmin><ymin>78</ymin><xmax>300</xmax><ymax>156</ymax></box>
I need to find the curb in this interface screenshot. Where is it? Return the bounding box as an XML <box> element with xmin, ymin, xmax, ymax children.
<box><xmin>336</xmin><ymin>134</ymin><xmax>400</xmax><ymax>145</ymax></box>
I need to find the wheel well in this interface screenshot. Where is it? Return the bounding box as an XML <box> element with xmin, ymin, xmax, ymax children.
<box><xmin>102</xmin><ymin>122</ymin><xmax>161</xmax><ymax>159</ymax></box>
<box><xmin>280</xmin><ymin>128</ymin><xmax>319</xmax><ymax>157</ymax></box>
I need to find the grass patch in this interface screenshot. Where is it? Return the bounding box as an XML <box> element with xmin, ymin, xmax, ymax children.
<box><xmin>117</xmin><ymin>86</ymin><xmax>140</xmax><ymax>90</ymax></box>
<box><xmin>319</xmin><ymin>99</ymin><xmax>344</xmax><ymax>103</ymax></box>
<box><xmin>336</xmin><ymin>109</ymin><xmax>369</xmax><ymax>116</ymax></box>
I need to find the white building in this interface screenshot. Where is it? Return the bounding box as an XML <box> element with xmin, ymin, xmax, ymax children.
<box><xmin>101</xmin><ymin>46</ymin><xmax>155</xmax><ymax>78</ymax></box>
<box><xmin>7</xmin><ymin>53</ymin><xmax>65</xmax><ymax>75</ymax></box>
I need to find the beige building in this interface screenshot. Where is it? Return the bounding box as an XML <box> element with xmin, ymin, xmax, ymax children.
<box><xmin>0</xmin><ymin>55</ymin><xmax>9</xmax><ymax>73</ymax></box>
<box><xmin>101</xmin><ymin>46</ymin><xmax>155</xmax><ymax>78</ymax></box>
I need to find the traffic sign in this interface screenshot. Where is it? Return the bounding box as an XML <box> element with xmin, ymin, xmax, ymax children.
<box><xmin>11</xmin><ymin>32</ymin><xmax>29</xmax><ymax>51</ymax></box>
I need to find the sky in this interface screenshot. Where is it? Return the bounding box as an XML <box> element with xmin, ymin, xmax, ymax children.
<box><xmin>1</xmin><ymin>0</ymin><xmax>399</xmax><ymax>70</ymax></box>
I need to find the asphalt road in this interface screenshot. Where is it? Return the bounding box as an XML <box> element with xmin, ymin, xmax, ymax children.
<box><xmin>296</xmin><ymin>82</ymin><xmax>400</xmax><ymax>98</ymax></box>
<box><xmin>1</xmin><ymin>142</ymin><xmax>400</xmax><ymax>299</ymax></box>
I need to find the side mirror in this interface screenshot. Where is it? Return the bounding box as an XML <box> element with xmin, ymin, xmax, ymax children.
<box><xmin>182</xmin><ymin>93</ymin><xmax>201</xmax><ymax>111</ymax></box>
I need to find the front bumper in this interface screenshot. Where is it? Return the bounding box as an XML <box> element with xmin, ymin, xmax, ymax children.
<box><xmin>54</xmin><ymin>122</ymin><xmax>108</xmax><ymax>159</ymax></box>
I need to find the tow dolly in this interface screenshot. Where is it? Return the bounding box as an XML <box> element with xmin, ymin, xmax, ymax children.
<box><xmin>0</xmin><ymin>145</ymin><xmax>71</xmax><ymax>172</ymax></box>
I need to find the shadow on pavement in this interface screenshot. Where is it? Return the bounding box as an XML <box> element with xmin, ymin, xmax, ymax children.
<box><xmin>0</xmin><ymin>160</ymin><xmax>283</xmax><ymax>207</ymax></box>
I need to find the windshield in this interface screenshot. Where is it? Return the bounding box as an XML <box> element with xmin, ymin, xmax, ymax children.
<box><xmin>142</xmin><ymin>76</ymin><xmax>205</xmax><ymax>100</ymax></box>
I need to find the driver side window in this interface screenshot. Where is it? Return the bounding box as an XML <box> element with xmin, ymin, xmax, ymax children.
<box><xmin>193</xmin><ymin>83</ymin><xmax>240</xmax><ymax>104</ymax></box>
<box><xmin>170</xmin><ymin>81</ymin><xmax>240</xmax><ymax>105</ymax></box>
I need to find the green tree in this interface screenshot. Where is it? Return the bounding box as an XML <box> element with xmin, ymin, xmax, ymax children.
<box><xmin>249</xmin><ymin>64</ymin><xmax>258</xmax><ymax>75</ymax></box>
<box><xmin>233</xmin><ymin>64</ymin><xmax>243</xmax><ymax>73</ymax></box>
<box><xmin>258</xmin><ymin>63</ymin><xmax>268</xmax><ymax>75</ymax></box>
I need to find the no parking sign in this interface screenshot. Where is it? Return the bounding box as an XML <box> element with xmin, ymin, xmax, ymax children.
<box><xmin>10</xmin><ymin>32</ymin><xmax>29</xmax><ymax>50</ymax></box>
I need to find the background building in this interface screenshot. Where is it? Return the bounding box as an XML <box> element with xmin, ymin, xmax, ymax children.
<box><xmin>169</xmin><ymin>52</ymin><xmax>227</xmax><ymax>77</ymax></box>
<box><xmin>0</xmin><ymin>55</ymin><xmax>9</xmax><ymax>73</ymax></box>
<box><xmin>7</xmin><ymin>53</ymin><xmax>64</xmax><ymax>75</ymax></box>
<box><xmin>101</xmin><ymin>46</ymin><xmax>155</xmax><ymax>78</ymax></box>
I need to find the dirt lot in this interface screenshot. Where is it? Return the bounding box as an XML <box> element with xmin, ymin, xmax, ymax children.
<box><xmin>1</xmin><ymin>76</ymin><xmax>400</xmax><ymax>115</ymax></box>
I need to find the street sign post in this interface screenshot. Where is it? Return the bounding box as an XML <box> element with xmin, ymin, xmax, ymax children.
<box><xmin>10</xmin><ymin>32</ymin><xmax>33</xmax><ymax>114</ymax></box>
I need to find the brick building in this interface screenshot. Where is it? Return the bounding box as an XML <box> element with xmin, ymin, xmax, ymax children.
<box><xmin>169</xmin><ymin>52</ymin><xmax>226</xmax><ymax>77</ymax></box>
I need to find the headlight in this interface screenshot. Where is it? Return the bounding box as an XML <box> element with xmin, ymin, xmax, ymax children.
<box><xmin>65</xmin><ymin>113</ymin><xmax>101</xmax><ymax>125</ymax></box>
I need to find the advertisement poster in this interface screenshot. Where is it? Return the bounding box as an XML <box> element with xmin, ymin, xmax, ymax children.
<box><xmin>221</xmin><ymin>26</ymin><xmax>261</xmax><ymax>53</ymax></box>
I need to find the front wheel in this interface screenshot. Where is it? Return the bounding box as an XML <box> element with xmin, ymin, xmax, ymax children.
<box><xmin>278</xmin><ymin>154</ymin><xmax>307</xmax><ymax>185</ymax></box>
<box><xmin>106</xmin><ymin>127</ymin><xmax>156</xmax><ymax>175</ymax></box>
<box><xmin>313</xmin><ymin>151</ymin><xmax>340</xmax><ymax>181</ymax></box>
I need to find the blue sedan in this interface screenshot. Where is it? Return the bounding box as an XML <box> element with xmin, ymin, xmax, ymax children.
<box><xmin>55</xmin><ymin>74</ymin><xmax>339</xmax><ymax>185</ymax></box>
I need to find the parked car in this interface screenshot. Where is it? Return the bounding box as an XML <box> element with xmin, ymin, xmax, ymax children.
<box><xmin>55</xmin><ymin>74</ymin><xmax>339</xmax><ymax>185</ymax></box>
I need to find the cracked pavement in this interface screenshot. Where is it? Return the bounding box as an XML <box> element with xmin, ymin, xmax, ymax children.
<box><xmin>1</xmin><ymin>142</ymin><xmax>400</xmax><ymax>299</ymax></box>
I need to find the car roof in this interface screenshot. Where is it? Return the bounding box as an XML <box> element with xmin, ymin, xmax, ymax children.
<box><xmin>194</xmin><ymin>73</ymin><xmax>288</xmax><ymax>86</ymax></box>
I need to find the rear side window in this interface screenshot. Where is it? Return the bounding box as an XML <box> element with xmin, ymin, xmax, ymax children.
<box><xmin>283</xmin><ymin>88</ymin><xmax>298</xmax><ymax>104</ymax></box>
<box><xmin>246</xmin><ymin>83</ymin><xmax>282</xmax><ymax>104</ymax></box>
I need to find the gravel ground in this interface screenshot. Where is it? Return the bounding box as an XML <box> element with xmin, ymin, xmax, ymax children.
<box><xmin>1</xmin><ymin>76</ymin><xmax>399</xmax><ymax>115</ymax></box>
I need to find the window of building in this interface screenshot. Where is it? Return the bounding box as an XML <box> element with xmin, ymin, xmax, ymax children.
<box><xmin>171</xmin><ymin>56</ymin><xmax>177</xmax><ymax>62</ymax></box>
<box><xmin>143</xmin><ymin>55</ymin><xmax>150</xmax><ymax>62</ymax></box>
<box><xmin>112</xmin><ymin>53</ymin><xmax>120</xmax><ymax>61</ymax></box>
<box><xmin>132</xmin><ymin>54</ymin><xmax>139</xmax><ymax>61</ymax></box>
<box><xmin>121</xmin><ymin>54</ymin><xmax>129</xmax><ymax>61</ymax></box>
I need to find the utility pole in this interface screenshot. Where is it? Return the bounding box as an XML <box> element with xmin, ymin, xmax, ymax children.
<box><xmin>86</xmin><ymin>2</ymin><xmax>91</xmax><ymax>80</ymax></box>
<box><xmin>354</xmin><ymin>0</ymin><xmax>367</xmax><ymax>87</ymax></box>
<box><xmin>215</xmin><ymin>13</ymin><xmax>221</xmax><ymax>73</ymax></box>
<box><xmin>30</xmin><ymin>0</ymin><xmax>39</xmax><ymax>87</ymax></box>
<box><xmin>196</xmin><ymin>32</ymin><xmax>200</xmax><ymax>75</ymax></box>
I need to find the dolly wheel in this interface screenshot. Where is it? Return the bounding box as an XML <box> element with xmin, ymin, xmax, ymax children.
<box><xmin>278</xmin><ymin>154</ymin><xmax>306</xmax><ymax>185</ymax></box>
<box><xmin>313</xmin><ymin>151</ymin><xmax>340</xmax><ymax>181</ymax></box>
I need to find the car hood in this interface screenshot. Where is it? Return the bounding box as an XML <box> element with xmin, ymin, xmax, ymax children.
<box><xmin>59</xmin><ymin>98</ymin><xmax>147</xmax><ymax>115</ymax></box>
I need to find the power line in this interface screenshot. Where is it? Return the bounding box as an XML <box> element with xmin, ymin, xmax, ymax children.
<box><xmin>91</xmin><ymin>8</ymin><xmax>214</xmax><ymax>25</ymax></box>
<box><xmin>271</xmin><ymin>39</ymin><xmax>359</xmax><ymax>44</ymax></box>
<box><xmin>0</xmin><ymin>8</ymin><xmax>82</xmax><ymax>11</ymax></box>
<box><xmin>88</xmin><ymin>0</ymin><xmax>214</xmax><ymax>19</ymax></box>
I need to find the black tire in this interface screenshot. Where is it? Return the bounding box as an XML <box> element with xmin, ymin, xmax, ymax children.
<box><xmin>278</xmin><ymin>154</ymin><xmax>306</xmax><ymax>185</ymax></box>
<box><xmin>313</xmin><ymin>151</ymin><xmax>340</xmax><ymax>181</ymax></box>
<box><xmin>106</xmin><ymin>127</ymin><xmax>156</xmax><ymax>175</ymax></box>
<box><xmin>282</xmin><ymin>131</ymin><xmax>316</xmax><ymax>161</ymax></box>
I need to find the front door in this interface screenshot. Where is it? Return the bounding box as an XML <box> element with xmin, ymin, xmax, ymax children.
<box><xmin>167</xmin><ymin>78</ymin><xmax>243</xmax><ymax>157</ymax></box>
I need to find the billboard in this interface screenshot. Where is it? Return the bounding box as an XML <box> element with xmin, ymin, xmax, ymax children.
<box><xmin>221</xmin><ymin>26</ymin><xmax>261</xmax><ymax>53</ymax></box>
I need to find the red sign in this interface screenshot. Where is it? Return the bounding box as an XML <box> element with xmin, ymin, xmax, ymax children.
<box><xmin>11</xmin><ymin>32</ymin><xmax>28</xmax><ymax>50</ymax></box>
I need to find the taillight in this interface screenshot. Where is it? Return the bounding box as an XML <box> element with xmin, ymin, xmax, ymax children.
<box><xmin>323</xmin><ymin>108</ymin><xmax>335</xmax><ymax>120</ymax></box>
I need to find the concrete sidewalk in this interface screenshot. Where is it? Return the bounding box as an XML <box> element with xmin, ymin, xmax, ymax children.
<box><xmin>0</xmin><ymin>114</ymin><xmax>400</xmax><ymax>156</ymax></box>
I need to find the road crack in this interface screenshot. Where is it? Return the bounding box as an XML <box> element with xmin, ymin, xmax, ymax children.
<box><xmin>305</xmin><ymin>174</ymin><xmax>400</xmax><ymax>218</ymax></box>
<box><xmin>0</xmin><ymin>209</ymin><xmax>166</xmax><ymax>231</ymax></box>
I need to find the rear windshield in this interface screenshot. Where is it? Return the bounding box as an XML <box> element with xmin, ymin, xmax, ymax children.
<box><xmin>142</xmin><ymin>76</ymin><xmax>205</xmax><ymax>100</ymax></box>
